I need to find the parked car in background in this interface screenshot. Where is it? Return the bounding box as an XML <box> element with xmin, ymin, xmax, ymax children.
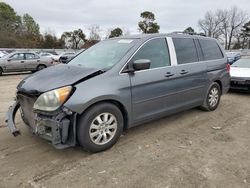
<box><xmin>226</xmin><ymin>52</ymin><xmax>241</xmax><ymax>64</ymax></box>
<box><xmin>59</xmin><ymin>52</ymin><xmax>76</xmax><ymax>63</ymax></box>
<box><xmin>52</xmin><ymin>52</ymin><xmax>75</xmax><ymax>63</ymax></box>
<box><xmin>7</xmin><ymin>34</ymin><xmax>230</xmax><ymax>153</ymax></box>
<box><xmin>0</xmin><ymin>52</ymin><xmax>53</xmax><ymax>75</ymax></box>
<box><xmin>0</xmin><ymin>51</ymin><xmax>8</xmax><ymax>58</ymax></box>
<box><xmin>230</xmin><ymin>57</ymin><xmax>250</xmax><ymax>91</ymax></box>
<box><xmin>39</xmin><ymin>52</ymin><xmax>57</xmax><ymax>59</ymax></box>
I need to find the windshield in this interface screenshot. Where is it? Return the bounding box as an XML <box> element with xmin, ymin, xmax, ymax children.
<box><xmin>69</xmin><ymin>39</ymin><xmax>137</xmax><ymax>70</ymax></box>
<box><xmin>232</xmin><ymin>58</ymin><xmax>250</xmax><ymax>68</ymax></box>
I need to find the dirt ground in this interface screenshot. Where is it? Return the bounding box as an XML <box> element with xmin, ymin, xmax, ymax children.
<box><xmin>0</xmin><ymin>73</ymin><xmax>250</xmax><ymax>188</ymax></box>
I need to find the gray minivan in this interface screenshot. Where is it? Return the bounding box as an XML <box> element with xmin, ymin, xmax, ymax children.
<box><xmin>7</xmin><ymin>34</ymin><xmax>230</xmax><ymax>152</ymax></box>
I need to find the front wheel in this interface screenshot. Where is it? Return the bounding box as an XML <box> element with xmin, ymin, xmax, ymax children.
<box><xmin>77</xmin><ymin>102</ymin><xmax>124</xmax><ymax>153</ymax></box>
<box><xmin>36</xmin><ymin>65</ymin><xmax>46</xmax><ymax>71</ymax></box>
<box><xmin>200</xmin><ymin>82</ymin><xmax>221</xmax><ymax>111</ymax></box>
<box><xmin>0</xmin><ymin>68</ymin><xmax>2</xmax><ymax>76</ymax></box>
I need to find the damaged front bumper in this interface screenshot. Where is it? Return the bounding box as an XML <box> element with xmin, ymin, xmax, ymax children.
<box><xmin>6</xmin><ymin>98</ymin><xmax>77</xmax><ymax>149</ymax></box>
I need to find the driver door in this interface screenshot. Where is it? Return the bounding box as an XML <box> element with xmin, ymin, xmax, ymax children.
<box><xmin>5</xmin><ymin>53</ymin><xmax>25</xmax><ymax>72</ymax></box>
<box><xmin>129</xmin><ymin>38</ymin><xmax>179</xmax><ymax>122</ymax></box>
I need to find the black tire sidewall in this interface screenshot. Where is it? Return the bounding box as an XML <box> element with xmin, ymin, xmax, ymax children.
<box><xmin>77</xmin><ymin>103</ymin><xmax>123</xmax><ymax>153</ymax></box>
<box><xmin>37</xmin><ymin>65</ymin><xmax>46</xmax><ymax>71</ymax></box>
<box><xmin>206</xmin><ymin>83</ymin><xmax>221</xmax><ymax>111</ymax></box>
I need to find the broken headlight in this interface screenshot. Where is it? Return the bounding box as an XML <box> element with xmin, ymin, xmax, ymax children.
<box><xmin>34</xmin><ymin>86</ymin><xmax>72</xmax><ymax>111</ymax></box>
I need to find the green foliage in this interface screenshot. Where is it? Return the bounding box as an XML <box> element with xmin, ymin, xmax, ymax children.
<box><xmin>41</xmin><ymin>33</ymin><xmax>65</xmax><ymax>48</ymax></box>
<box><xmin>62</xmin><ymin>29</ymin><xmax>86</xmax><ymax>49</ymax></box>
<box><xmin>242</xmin><ymin>21</ymin><xmax>250</xmax><ymax>37</ymax></box>
<box><xmin>22</xmin><ymin>13</ymin><xmax>40</xmax><ymax>36</ymax></box>
<box><xmin>138</xmin><ymin>11</ymin><xmax>160</xmax><ymax>34</ymax></box>
<box><xmin>183</xmin><ymin>27</ymin><xmax>195</xmax><ymax>34</ymax></box>
<box><xmin>109</xmin><ymin>27</ymin><xmax>123</xmax><ymax>38</ymax></box>
<box><xmin>0</xmin><ymin>2</ymin><xmax>64</xmax><ymax>48</ymax></box>
<box><xmin>0</xmin><ymin>2</ymin><xmax>21</xmax><ymax>32</ymax></box>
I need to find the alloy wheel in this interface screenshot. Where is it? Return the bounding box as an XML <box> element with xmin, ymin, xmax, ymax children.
<box><xmin>89</xmin><ymin>113</ymin><xmax>118</xmax><ymax>145</ymax></box>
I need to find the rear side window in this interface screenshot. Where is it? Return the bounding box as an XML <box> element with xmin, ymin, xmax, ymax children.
<box><xmin>173</xmin><ymin>38</ymin><xmax>199</xmax><ymax>64</ymax></box>
<box><xmin>199</xmin><ymin>39</ymin><xmax>223</xmax><ymax>61</ymax></box>
<box><xmin>132</xmin><ymin>38</ymin><xmax>170</xmax><ymax>69</ymax></box>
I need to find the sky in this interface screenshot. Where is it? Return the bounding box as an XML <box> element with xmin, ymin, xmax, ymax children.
<box><xmin>2</xmin><ymin>0</ymin><xmax>250</xmax><ymax>38</ymax></box>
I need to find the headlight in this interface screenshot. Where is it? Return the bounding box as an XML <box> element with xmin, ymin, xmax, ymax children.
<box><xmin>34</xmin><ymin>86</ymin><xmax>72</xmax><ymax>111</ymax></box>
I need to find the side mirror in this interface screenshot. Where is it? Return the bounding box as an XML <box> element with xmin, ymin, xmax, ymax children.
<box><xmin>133</xmin><ymin>59</ymin><xmax>151</xmax><ymax>71</ymax></box>
<box><xmin>7</xmin><ymin>59</ymin><xmax>11</xmax><ymax>62</ymax></box>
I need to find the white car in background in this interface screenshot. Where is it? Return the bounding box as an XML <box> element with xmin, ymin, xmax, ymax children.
<box><xmin>0</xmin><ymin>51</ymin><xmax>8</xmax><ymax>58</ymax></box>
<box><xmin>230</xmin><ymin>57</ymin><xmax>250</xmax><ymax>91</ymax></box>
<box><xmin>39</xmin><ymin>52</ymin><xmax>56</xmax><ymax>59</ymax></box>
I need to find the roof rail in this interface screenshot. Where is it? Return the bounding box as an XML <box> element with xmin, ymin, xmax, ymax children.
<box><xmin>170</xmin><ymin>31</ymin><xmax>206</xmax><ymax>37</ymax></box>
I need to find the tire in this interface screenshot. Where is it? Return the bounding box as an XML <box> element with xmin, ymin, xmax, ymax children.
<box><xmin>77</xmin><ymin>102</ymin><xmax>124</xmax><ymax>153</ymax></box>
<box><xmin>200</xmin><ymin>82</ymin><xmax>221</xmax><ymax>111</ymax></box>
<box><xmin>0</xmin><ymin>68</ymin><xmax>2</xmax><ymax>76</ymax></box>
<box><xmin>36</xmin><ymin>64</ymin><xmax>46</xmax><ymax>71</ymax></box>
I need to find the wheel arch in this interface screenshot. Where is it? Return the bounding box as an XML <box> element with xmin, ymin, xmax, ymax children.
<box><xmin>77</xmin><ymin>99</ymin><xmax>129</xmax><ymax>130</ymax></box>
<box><xmin>213</xmin><ymin>80</ymin><xmax>222</xmax><ymax>92</ymax></box>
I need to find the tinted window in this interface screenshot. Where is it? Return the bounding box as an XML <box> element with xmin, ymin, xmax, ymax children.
<box><xmin>173</xmin><ymin>38</ymin><xmax>198</xmax><ymax>64</ymax></box>
<box><xmin>199</xmin><ymin>39</ymin><xmax>223</xmax><ymax>60</ymax></box>
<box><xmin>11</xmin><ymin>53</ymin><xmax>25</xmax><ymax>60</ymax></box>
<box><xmin>132</xmin><ymin>38</ymin><xmax>170</xmax><ymax>69</ymax></box>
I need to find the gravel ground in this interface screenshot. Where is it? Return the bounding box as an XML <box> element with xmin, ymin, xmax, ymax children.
<box><xmin>0</xmin><ymin>73</ymin><xmax>250</xmax><ymax>188</ymax></box>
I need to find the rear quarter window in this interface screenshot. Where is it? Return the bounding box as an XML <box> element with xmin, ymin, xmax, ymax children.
<box><xmin>173</xmin><ymin>38</ymin><xmax>199</xmax><ymax>64</ymax></box>
<box><xmin>199</xmin><ymin>39</ymin><xmax>224</xmax><ymax>61</ymax></box>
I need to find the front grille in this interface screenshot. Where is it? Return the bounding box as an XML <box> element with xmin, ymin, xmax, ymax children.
<box><xmin>17</xmin><ymin>94</ymin><xmax>37</xmax><ymax>129</ymax></box>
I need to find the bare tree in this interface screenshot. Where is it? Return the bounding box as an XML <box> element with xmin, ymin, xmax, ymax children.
<box><xmin>199</xmin><ymin>6</ymin><xmax>248</xmax><ymax>50</ymax></box>
<box><xmin>88</xmin><ymin>25</ymin><xmax>101</xmax><ymax>41</ymax></box>
<box><xmin>198</xmin><ymin>11</ymin><xmax>223</xmax><ymax>39</ymax></box>
<box><xmin>226</xmin><ymin>6</ymin><xmax>248</xmax><ymax>49</ymax></box>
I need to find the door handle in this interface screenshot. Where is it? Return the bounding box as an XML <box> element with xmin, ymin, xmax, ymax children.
<box><xmin>180</xmin><ymin>70</ymin><xmax>188</xmax><ymax>75</ymax></box>
<box><xmin>165</xmin><ymin>72</ymin><xmax>175</xmax><ymax>77</ymax></box>
<box><xmin>20</xmin><ymin>61</ymin><xmax>24</xmax><ymax>63</ymax></box>
<box><xmin>37</xmin><ymin>60</ymin><xmax>40</xmax><ymax>62</ymax></box>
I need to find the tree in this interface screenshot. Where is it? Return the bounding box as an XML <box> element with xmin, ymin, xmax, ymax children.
<box><xmin>88</xmin><ymin>25</ymin><xmax>101</xmax><ymax>40</ymax></box>
<box><xmin>138</xmin><ymin>11</ymin><xmax>160</xmax><ymax>33</ymax></box>
<box><xmin>22</xmin><ymin>14</ymin><xmax>40</xmax><ymax>36</ymax></box>
<box><xmin>183</xmin><ymin>27</ymin><xmax>195</xmax><ymax>34</ymax></box>
<box><xmin>198</xmin><ymin>10</ymin><xmax>223</xmax><ymax>39</ymax></box>
<box><xmin>198</xmin><ymin>7</ymin><xmax>248</xmax><ymax>50</ymax></box>
<box><xmin>41</xmin><ymin>33</ymin><xmax>65</xmax><ymax>48</ymax></box>
<box><xmin>109</xmin><ymin>27</ymin><xmax>123</xmax><ymax>38</ymax></box>
<box><xmin>239</xmin><ymin>21</ymin><xmax>250</xmax><ymax>49</ymax></box>
<box><xmin>0</xmin><ymin>2</ymin><xmax>21</xmax><ymax>32</ymax></box>
<box><xmin>62</xmin><ymin>29</ymin><xmax>86</xmax><ymax>49</ymax></box>
<box><xmin>21</xmin><ymin>13</ymin><xmax>40</xmax><ymax>47</ymax></box>
<box><xmin>226</xmin><ymin>7</ymin><xmax>248</xmax><ymax>50</ymax></box>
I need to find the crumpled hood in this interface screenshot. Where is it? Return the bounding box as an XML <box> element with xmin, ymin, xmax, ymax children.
<box><xmin>17</xmin><ymin>64</ymin><xmax>101</xmax><ymax>94</ymax></box>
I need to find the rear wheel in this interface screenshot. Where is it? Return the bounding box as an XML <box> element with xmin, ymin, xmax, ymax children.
<box><xmin>77</xmin><ymin>102</ymin><xmax>124</xmax><ymax>153</ymax></box>
<box><xmin>36</xmin><ymin>64</ymin><xmax>46</xmax><ymax>71</ymax></box>
<box><xmin>0</xmin><ymin>68</ymin><xmax>2</xmax><ymax>76</ymax></box>
<box><xmin>200</xmin><ymin>82</ymin><xmax>221</xmax><ymax>111</ymax></box>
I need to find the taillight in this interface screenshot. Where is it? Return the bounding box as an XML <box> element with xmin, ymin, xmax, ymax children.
<box><xmin>226</xmin><ymin>63</ymin><xmax>230</xmax><ymax>72</ymax></box>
